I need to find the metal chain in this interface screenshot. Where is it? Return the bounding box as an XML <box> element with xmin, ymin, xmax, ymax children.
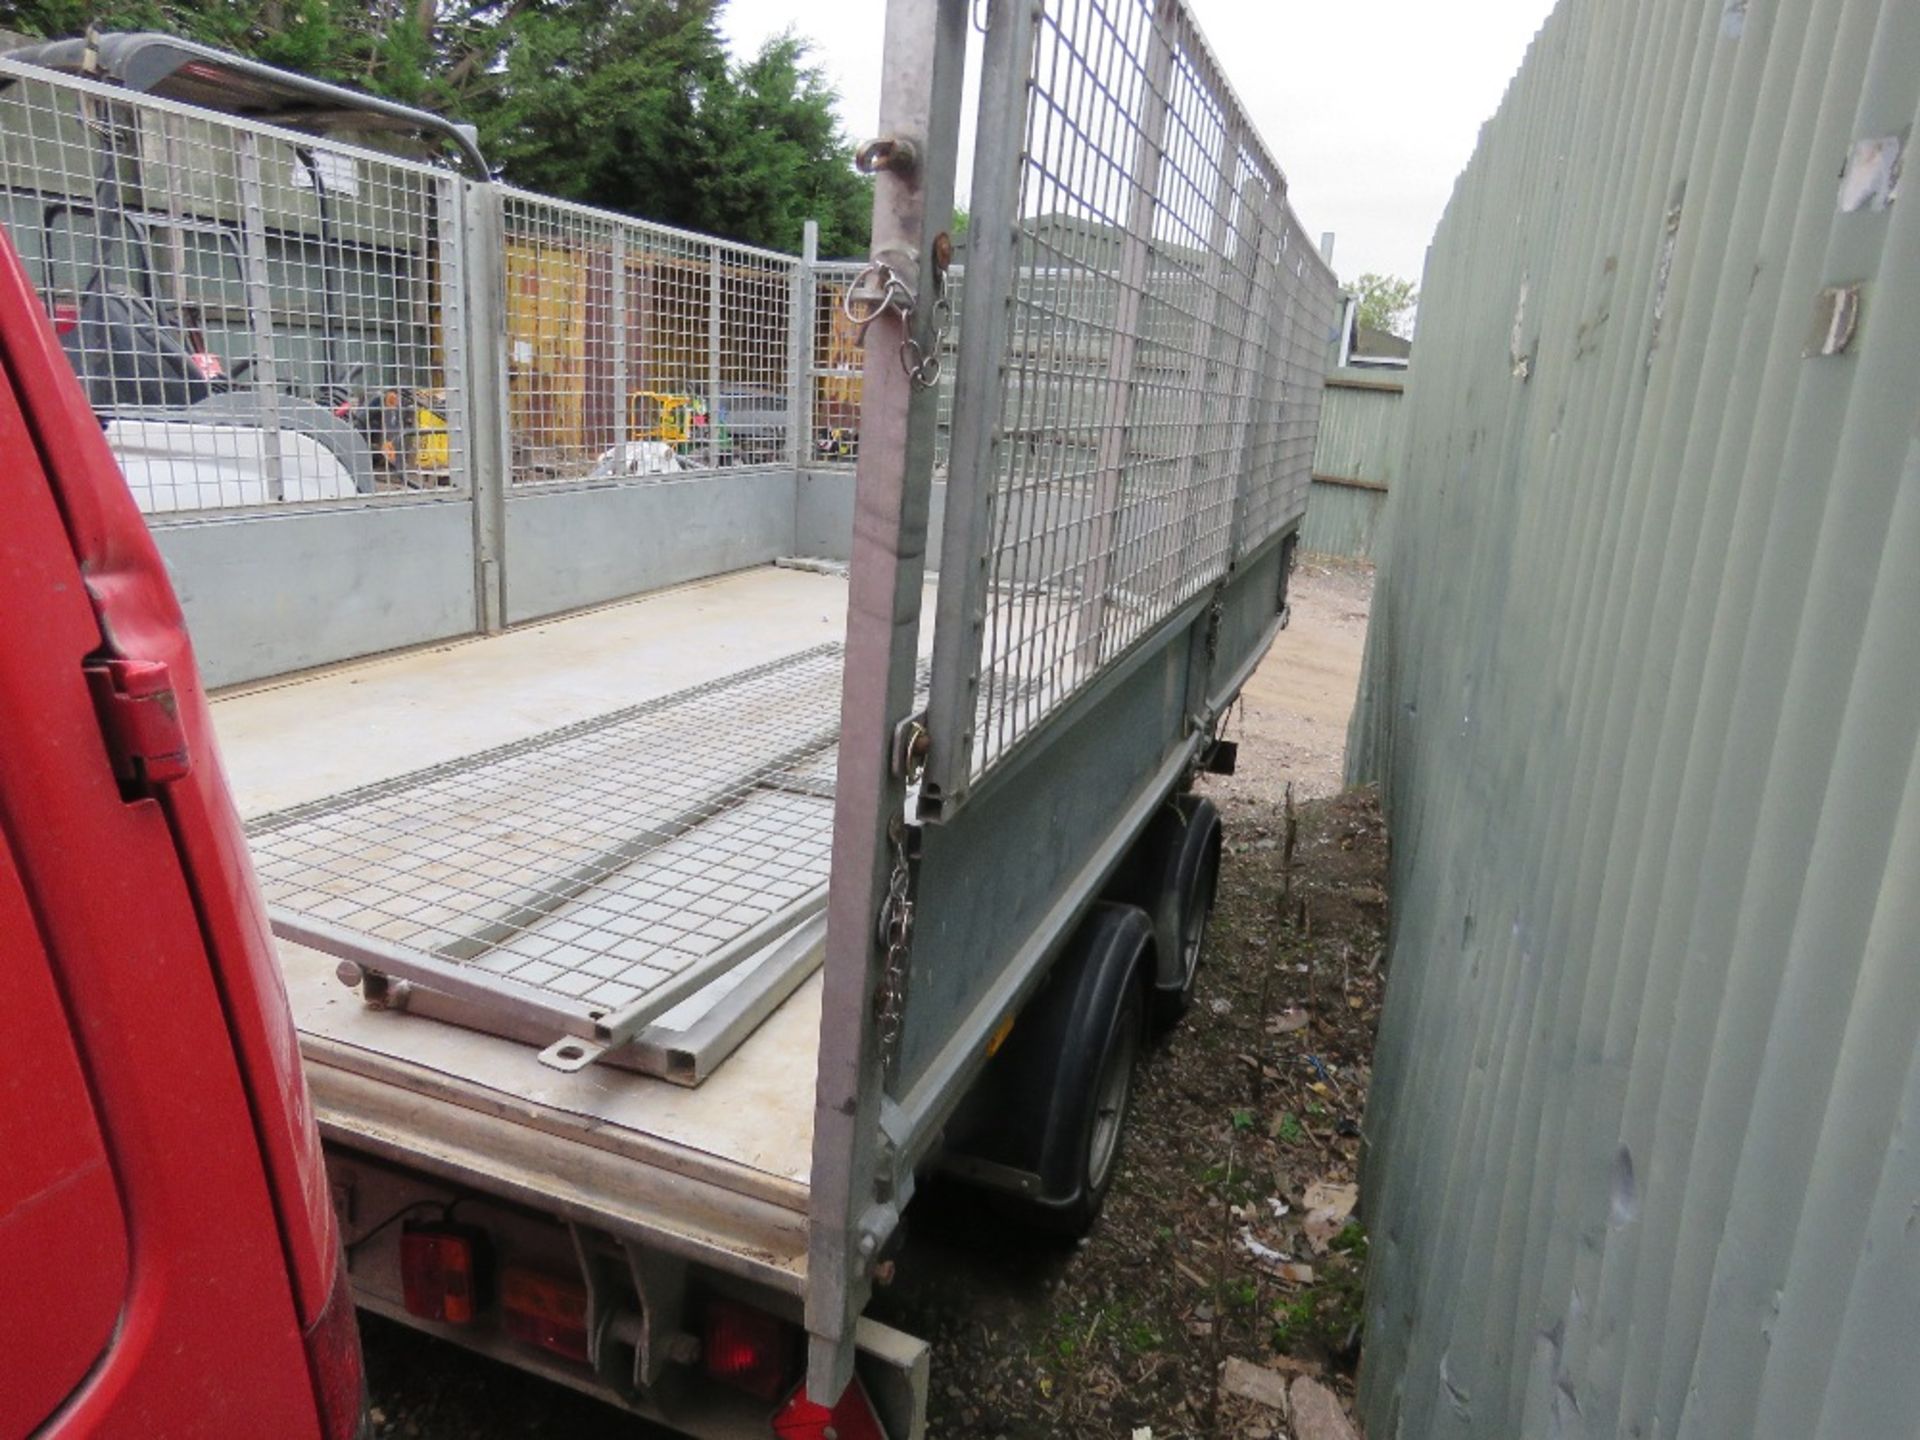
<box><xmin>899</xmin><ymin>266</ymin><xmax>952</xmax><ymax>390</ymax></box>
<box><xmin>841</xmin><ymin>258</ymin><xmax>950</xmax><ymax>391</ymax></box>
<box><xmin>873</xmin><ymin>816</ymin><xmax>916</xmax><ymax>1074</ymax></box>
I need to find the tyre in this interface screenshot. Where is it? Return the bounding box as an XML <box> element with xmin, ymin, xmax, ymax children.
<box><xmin>1145</xmin><ymin>794</ymin><xmax>1223</xmax><ymax>1032</ymax></box>
<box><xmin>1025</xmin><ymin>911</ymin><xmax>1148</xmax><ymax>1237</ymax></box>
<box><xmin>967</xmin><ymin>902</ymin><xmax>1154</xmax><ymax>1239</ymax></box>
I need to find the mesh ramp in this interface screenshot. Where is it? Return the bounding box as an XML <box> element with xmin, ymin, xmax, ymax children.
<box><xmin>252</xmin><ymin>645</ymin><xmax>872</xmax><ymax>1079</ymax></box>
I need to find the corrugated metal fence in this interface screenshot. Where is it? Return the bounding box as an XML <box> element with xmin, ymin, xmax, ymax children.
<box><xmin>1302</xmin><ymin>367</ymin><xmax>1403</xmax><ymax>559</ymax></box>
<box><xmin>1349</xmin><ymin>0</ymin><xmax>1920</xmax><ymax>1437</ymax></box>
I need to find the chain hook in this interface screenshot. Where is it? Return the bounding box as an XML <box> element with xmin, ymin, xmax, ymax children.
<box><xmin>841</xmin><ymin>260</ymin><xmax>916</xmax><ymax>343</ymax></box>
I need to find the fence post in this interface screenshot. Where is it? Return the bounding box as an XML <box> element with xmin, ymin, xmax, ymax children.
<box><xmin>611</xmin><ymin>227</ymin><xmax>629</xmax><ymax>458</ymax></box>
<box><xmin>436</xmin><ymin>169</ymin><xmax>472</xmax><ymax>548</ymax></box>
<box><xmin>708</xmin><ymin>245</ymin><xmax>722</xmax><ymax>468</ymax></box>
<box><xmin>790</xmin><ymin>219</ymin><xmax>819</xmax><ymax>470</ymax></box>
<box><xmin>234</xmin><ymin>131</ymin><xmax>285</xmax><ymax>500</ymax></box>
<box><xmin>463</xmin><ymin>181</ymin><xmax>510</xmax><ymax>633</ymax></box>
<box><xmin>807</xmin><ymin>0</ymin><xmax>968</xmax><ymax>1404</ymax></box>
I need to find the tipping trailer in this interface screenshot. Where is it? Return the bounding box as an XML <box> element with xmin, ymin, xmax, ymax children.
<box><xmin>5</xmin><ymin>2</ymin><xmax>1339</xmax><ymax>1435</ymax></box>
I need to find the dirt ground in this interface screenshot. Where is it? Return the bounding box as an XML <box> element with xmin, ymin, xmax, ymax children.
<box><xmin>1210</xmin><ymin>558</ymin><xmax>1376</xmax><ymax>806</ymax></box>
<box><xmin>359</xmin><ymin>557</ymin><xmax>1382</xmax><ymax>1439</ymax></box>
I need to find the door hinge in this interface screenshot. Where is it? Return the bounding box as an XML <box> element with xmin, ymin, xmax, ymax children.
<box><xmin>84</xmin><ymin>657</ymin><xmax>191</xmax><ymax>790</ymax></box>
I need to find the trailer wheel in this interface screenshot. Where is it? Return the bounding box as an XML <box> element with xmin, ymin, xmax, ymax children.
<box><xmin>1028</xmin><ymin>907</ymin><xmax>1149</xmax><ymax>1237</ymax></box>
<box><xmin>1145</xmin><ymin>794</ymin><xmax>1223</xmax><ymax>1032</ymax></box>
<box><xmin>961</xmin><ymin>903</ymin><xmax>1153</xmax><ymax>1238</ymax></box>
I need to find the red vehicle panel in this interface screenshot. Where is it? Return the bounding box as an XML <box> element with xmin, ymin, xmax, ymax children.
<box><xmin>0</xmin><ymin>225</ymin><xmax>362</xmax><ymax>1436</ymax></box>
<box><xmin>0</xmin><ymin>837</ymin><xmax>131</xmax><ymax>1436</ymax></box>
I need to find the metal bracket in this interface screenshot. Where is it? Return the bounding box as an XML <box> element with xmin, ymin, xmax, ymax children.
<box><xmin>891</xmin><ymin>711</ymin><xmax>931</xmax><ymax>782</ymax></box>
<box><xmin>855</xmin><ymin>136</ymin><xmax>920</xmax><ymax>178</ymax></box>
<box><xmin>539</xmin><ymin>1035</ymin><xmax>611</xmax><ymax>1073</ymax></box>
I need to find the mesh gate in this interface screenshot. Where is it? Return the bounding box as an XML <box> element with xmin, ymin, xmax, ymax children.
<box><xmin>922</xmin><ymin>0</ymin><xmax>1341</xmax><ymax>800</ymax></box>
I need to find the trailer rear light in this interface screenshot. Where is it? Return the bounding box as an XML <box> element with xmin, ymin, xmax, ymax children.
<box><xmin>772</xmin><ymin>1377</ymin><xmax>888</xmax><ymax>1440</ymax></box>
<box><xmin>50</xmin><ymin>302</ymin><xmax>77</xmax><ymax>336</ymax></box>
<box><xmin>701</xmin><ymin>1297</ymin><xmax>795</xmax><ymax>1401</ymax></box>
<box><xmin>305</xmin><ymin>1248</ymin><xmax>367</xmax><ymax>1440</ymax></box>
<box><xmin>501</xmin><ymin>1266</ymin><xmax>591</xmax><ymax>1364</ymax></box>
<box><xmin>399</xmin><ymin>1221</ymin><xmax>490</xmax><ymax>1324</ymax></box>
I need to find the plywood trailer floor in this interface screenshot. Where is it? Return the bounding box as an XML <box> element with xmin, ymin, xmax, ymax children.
<box><xmin>210</xmin><ymin>565</ymin><xmax>934</xmax><ymax>1287</ymax></box>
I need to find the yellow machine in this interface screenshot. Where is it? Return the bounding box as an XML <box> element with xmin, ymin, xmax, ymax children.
<box><xmin>629</xmin><ymin>390</ymin><xmax>708</xmax><ymax>451</ymax></box>
<box><xmin>359</xmin><ymin>387</ymin><xmax>450</xmax><ymax>478</ymax></box>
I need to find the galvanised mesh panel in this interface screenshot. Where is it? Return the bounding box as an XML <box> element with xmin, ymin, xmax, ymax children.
<box><xmin>938</xmin><ymin>0</ymin><xmax>1339</xmax><ymax>782</ymax></box>
<box><xmin>251</xmin><ymin>647</ymin><xmax>850</xmax><ymax>1019</ymax></box>
<box><xmin>810</xmin><ymin>260</ymin><xmax>865</xmax><ymax>468</ymax></box>
<box><xmin>500</xmin><ymin>189</ymin><xmax>795</xmax><ymax>486</ymax></box>
<box><xmin>0</xmin><ymin>59</ymin><xmax>466</xmax><ymax>514</ymax></box>
<box><xmin>1241</xmin><ymin>215</ymin><xmax>1342</xmax><ymax>550</ymax></box>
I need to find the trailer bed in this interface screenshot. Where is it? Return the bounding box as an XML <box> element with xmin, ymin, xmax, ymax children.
<box><xmin>211</xmin><ymin>565</ymin><xmax>928</xmax><ymax>1273</ymax></box>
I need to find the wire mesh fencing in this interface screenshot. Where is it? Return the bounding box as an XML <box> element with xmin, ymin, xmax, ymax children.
<box><xmin>810</xmin><ymin>261</ymin><xmax>867</xmax><ymax>469</ymax></box>
<box><xmin>0</xmin><ymin>58</ymin><xmax>466</xmax><ymax>513</ymax></box>
<box><xmin>501</xmin><ymin>190</ymin><xmax>797</xmax><ymax>487</ymax></box>
<box><xmin>926</xmin><ymin>0</ymin><xmax>1341</xmax><ymax>788</ymax></box>
<box><xmin>810</xmin><ymin>257</ymin><xmax>960</xmax><ymax>475</ymax></box>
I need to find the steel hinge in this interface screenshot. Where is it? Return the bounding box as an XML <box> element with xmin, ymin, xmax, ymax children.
<box><xmin>84</xmin><ymin>656</ymin><xmax>191</xmax><ymax>790</ymax></box>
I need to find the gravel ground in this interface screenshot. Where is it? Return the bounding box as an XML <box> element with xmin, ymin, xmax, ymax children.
<box><xmin>361</xmin><ymin>559</ymin><xmax>1380</xmax><ymax>1439</ymax></box>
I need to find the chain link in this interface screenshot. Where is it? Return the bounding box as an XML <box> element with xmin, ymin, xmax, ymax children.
<box><xmin>899</xmin><ymin>267</ymin><xmax>952</xmax><ymax>390</ymax></box>
<box><xmin>842</xmin><ymin>258</ymin><xmax>951</xmax><ymax>391</ymax></box>
<box><xmin>873</xmin><ymin>816</ymin><xmax>916</xmax><ymax>1074</ymax></box>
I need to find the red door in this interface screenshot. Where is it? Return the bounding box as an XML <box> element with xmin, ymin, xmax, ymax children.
<box><xmin>0</xmin><ymin>836</ymin><xmax>131</xmax><ymax>1435</ymax></box>
<box><xmin>0</xmin><ymin>222</ymin><xmax>358</xmax><ymax>1436</ymax></box>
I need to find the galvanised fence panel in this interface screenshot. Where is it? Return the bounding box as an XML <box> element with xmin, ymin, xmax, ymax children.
<box><xmin>1301</xmin><ymin>368</ymin><xmax>1404</xmax><ymax>560</ymax></box>
<box><xmin>498</xmin><ymin>188</ymin><xmax>797</xmax><ymax>486</ymax></box>
<box><xmin>1349</xmin><ymin>1</ymin><xmax>1920</xmax><ymax>1437</ymax></box>
<box><xmin>1312</xmin><ymin>368</ymin><xmax>1404</xmax><ymax>489</ymax></box>
<box><xmin>0</xmin><ymin>58</ymin><xmax>466</xmax><ymax>512</ymax></box>
<box><xmin>920</xmin><ymin>0</ymin><xmax>1339</xmax><ymax>809</ymax></box>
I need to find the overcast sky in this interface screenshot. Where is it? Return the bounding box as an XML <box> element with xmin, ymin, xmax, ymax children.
<box><xmin>721</xmin><ymin>0</ymin><xmax>1556</xmax><ymax>285</ymax></box>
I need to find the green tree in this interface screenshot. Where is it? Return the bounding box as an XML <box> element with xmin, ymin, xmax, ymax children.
<box><xmin>0</xmin><ymin>0</ymin><xmax>872</xmax><ymax>253</ymax></box>
<box><xmin>1350</xmin><ymin>271</ymin><xmax>1418</xmax><ymax>338</ymax></box>
<box><xmin>692</xmin><ymin>32</ymin><xmax>871</xmax><ymax>256</ymax></box>
<box><xmin>463</xmin><ymin>0</ymin><xmax>725</xmax><ymax>231</ymax></box>
<box><xmin>0</xmin><ymin>0</ymin><xmax>451</xmax><ymax>102</ymax></box>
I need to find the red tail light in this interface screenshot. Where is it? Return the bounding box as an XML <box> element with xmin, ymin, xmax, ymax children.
<box><xmin>772</xmin><ymin>1376</ymin><xmax>888</xmax><ymax>1440</ymax></box>
<box><xmin>501</xmin><ymin>1266</ymin><xmax>591</xmax><ymax>1363</ymax></box>
<box><xmin>50</xmin><ymin>302</ymin><xmax>78</xmax><ymax>336</ymax></box>
<box><xmin>304</xmin><ymin>1248</ymin><xmax>367</xmax><ymax>1440</ymax></box>
<box><xmin>701</xmin><ymin>1297</ymin><xmax>795</xmax><ymax>1401</ymax></box>
<box><xmin>399</xmin><ymin>1222</ymin><xmax>490</xmax><ymax>1324</ymax></box>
